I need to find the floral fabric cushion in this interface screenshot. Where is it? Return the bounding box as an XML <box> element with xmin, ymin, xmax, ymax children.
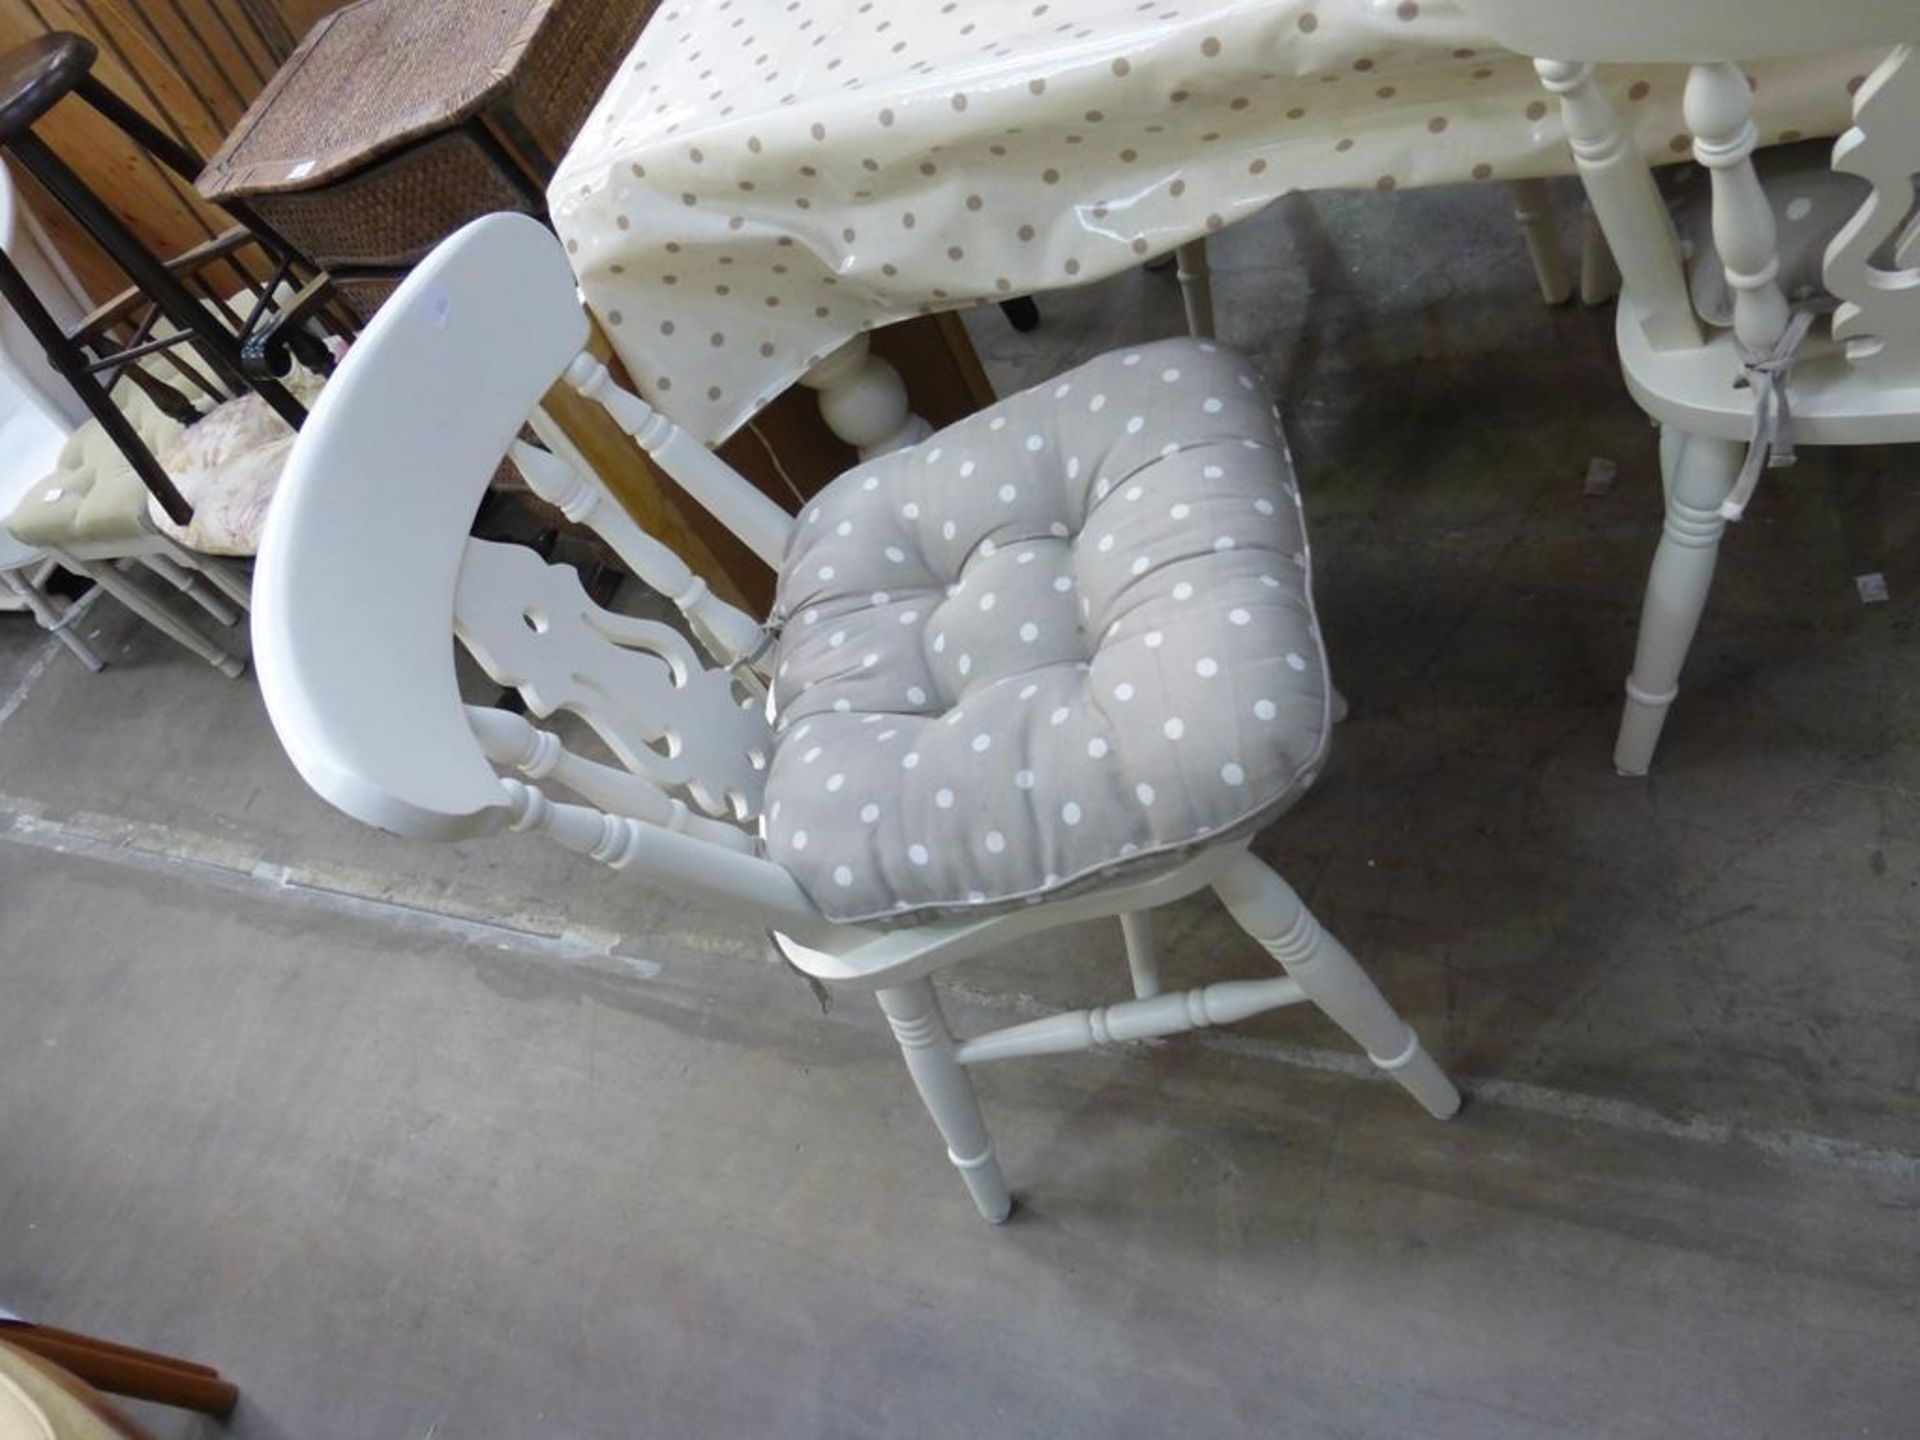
<box><xmin>762</xmin><ymin>338</ymin><xmax>1332</xmax><ymax>927</ymax></box>
<box><xmin>150</xmin><ymin>365</ymin><xmax>326</xmax><ymax>557</ymax></box>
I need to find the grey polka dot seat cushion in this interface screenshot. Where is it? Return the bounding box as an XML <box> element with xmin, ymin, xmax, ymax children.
<box><xmin>763</xmin><ymin>338</ymin><xmax>1331</xmax><ymax>926</ymax></box>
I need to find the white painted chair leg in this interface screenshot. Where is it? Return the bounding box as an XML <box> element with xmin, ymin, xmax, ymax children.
<box><xmin>1212</xmin><ymin>851</ymin><xmax>1460</xmax><ymax>1120</ymax></box>
<box><xmin>178</xmin><ymin>548</ymin><xmax>252</xmax><ymax>612</ymax></box>
<box><xmin>1614</xmin><ymin>430</ymin><xmax>1744</xmax><ymax>776</ymax></box>
<box><xmin>1508</xmin><ymin>178</ymin><xmax>1574</xmax><ymax>305</ymax></box>
<box><xmin>1</xmin><ymin>567</ymin><xmax>103</xmax><ymax>671</ymax></box>
<box><xmin>1119</xmin><ymin>910</ymin><xmax>1160</xmax><ymax>999</ymax></box>
<box><xmin>798</xmin><ymin>334</ymin><xmax>933</xmax><ymax>459</ymax></box>
<box><xmin>1173</xmin><ymin>238</ymin><xmax>1216</xmax><ymax>339</ymax></box>
<box><xmin>875</xmin><ymin>979</ymin><xmax>1013</xmax><ymax>1223</ymax></box>
<box><xmin>1577</xmin><ymin>201</ymin><xmax>1618</xmax><ymax>305</ymax></box>
<box><xmin>140</xmin><ymin>553</ymin><xmax>239</xmax><ymax>626</ymax></box>
<box><xmin>76</xmin><ymin>560</ymin><xmax>245</xmax><ymax>678</ymax></box>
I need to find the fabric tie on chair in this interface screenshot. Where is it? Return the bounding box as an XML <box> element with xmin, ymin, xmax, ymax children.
<box><xmin>1722</xmin><ymin>308</ymin><xmax>1817</xmax><ymax>521</ymax></box>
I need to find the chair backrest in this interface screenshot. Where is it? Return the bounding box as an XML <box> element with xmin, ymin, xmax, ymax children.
<box><xmin>252</xmin><ymin>213</ymin><xmax>836</xmax><ymax>939</ymax></box>
<box><xmin>1456</xmin><ymin>2</ymin><xmax>1920</xmax><ymax>382</ymax></box>
<box><xmin>1826</xmin><ymin>47</ymin><xmax>1920</xmax><ymax>377</ymax></box>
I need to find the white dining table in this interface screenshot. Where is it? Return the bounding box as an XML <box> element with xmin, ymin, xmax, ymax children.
<box><xmin>549</xmin><ymin>0</ymin><xmax>1876</xmax><ymax>450</ymax></box>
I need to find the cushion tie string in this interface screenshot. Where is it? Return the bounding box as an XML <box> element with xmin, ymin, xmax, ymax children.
<box><xmin>1721</xmin><ymin>308</ymin><xmax>1816</xmax><ymax>522</ymax></box>
<box><xmin>764</xmin><ymin>930</ymin><xmax>831</xmax><ymax>1011</ymax></box>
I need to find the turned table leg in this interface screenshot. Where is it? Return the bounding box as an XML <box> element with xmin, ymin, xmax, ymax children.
<box><xmin>799</xmin><ymin>334</ymin><xmax>933</xmax><ymax>458</ymax></box>
<box><xmin>1508</xmin><ymin>178</ymin><xmax>1574</xmax><ymax>305</ymax></box>
<box><xmin>1174</xmin><ymin>238</ymin><xmax>1216</xmax><ymax>338</ymax></box>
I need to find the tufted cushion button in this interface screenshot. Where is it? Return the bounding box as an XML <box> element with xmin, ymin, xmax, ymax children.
<box><xmin>3</xmin><ymin>379</ymin><xmax>179</xmax><ymax>550</ymax></box>
<box><xmin>764</xmin><ymin>338</ymin><xmax>1331</xmax><ymax>926</ymax></box>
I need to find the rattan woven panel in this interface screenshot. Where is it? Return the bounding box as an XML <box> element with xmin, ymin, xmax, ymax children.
<box><xmin>201</xmin><ymin>0</ymin><xmax>540</xmax><ymax>197</ymax></box>
<box><xmin>491</xmin><ymin>0</ymin><xmax>654</xmax><ymax>169</ymax></box>
<box><xmin>199</xmin><ymin>0</ymin><xmax>658</xmax><ymax>200</ymax></box>
<box><xmin>244</xmin><ymin>130</ymin><xmax>540</xmax><ymax>271</ymax></box>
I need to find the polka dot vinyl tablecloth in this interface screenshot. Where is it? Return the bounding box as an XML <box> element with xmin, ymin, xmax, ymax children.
<box><xmin>548</xmin><ymin>0</ymin><xmax>1880</xmax><ymax>445</ymax></box>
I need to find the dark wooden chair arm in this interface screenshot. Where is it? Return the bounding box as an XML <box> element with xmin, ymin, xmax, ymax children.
<box><xmin>240</xmin><ymin>272</ymin><xmax>340</xmax><ymax>379</ymax></box>
<box><xmin>70</xmin><ymin>230</ymin><xmax>260</xmax><ymax>346</ymax></box>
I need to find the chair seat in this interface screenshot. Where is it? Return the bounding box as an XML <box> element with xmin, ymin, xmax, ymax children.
<box><xmin>0</xmin><ymin>395</ymin><xmax>70</xmax><ymax>571</ymax></box>
<box><xmin>5</xmin><ymin>379</ymin><xmax>180</xmax><ymax>551</ymax></box>
<box><xmin>5</xmin><ymin>369</ymin><xmax>319</xmax><ymax>557</ymax></box>
<box><xmin>1677</xmin><ymin>140</ymin><xmax>1868</xmax><ymax>327</ymax></box>
<box><xmin>764</xmin><ymin>339</ymin><xmax>1332</xmax><ymax>926</ymax></box>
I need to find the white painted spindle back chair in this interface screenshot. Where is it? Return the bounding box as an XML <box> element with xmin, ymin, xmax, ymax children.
<box><xmin>251</xmin><ymin>214</ymin><xmax>1458</xmax><ymax>1223</ymax></box>
<box><xmin>1456</xmin><ymin>0</ymin><xmax>1920</xmax><ymax>773</ymax></box>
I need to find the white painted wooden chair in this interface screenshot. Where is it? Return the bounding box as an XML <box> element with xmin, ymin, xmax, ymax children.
<box><xmin>251</xmin><ymin>213</ymin><xmax>1458</xmax><ymax>1223</ymax></box>
<box><xmin>1455</xmin><ymin>0</ymin><xmax>1920</xmax><ymax>773</ymax></box>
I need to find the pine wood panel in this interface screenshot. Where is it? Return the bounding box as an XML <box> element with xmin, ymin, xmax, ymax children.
<box><xmin>262</xmin><ymin>0</ymin><xmax>336</xmax><ymax>46</ymax></box>
<box><xmin>114</xmin><ymin>1</ymin><xmax>264</xmax><ymax>137</ymax></box>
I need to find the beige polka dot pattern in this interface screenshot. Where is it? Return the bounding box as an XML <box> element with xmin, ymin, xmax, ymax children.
<box><xmin>550</xmin><ymin>0</ymin><xmax>1874</xmax><ymax>444</ymax></box>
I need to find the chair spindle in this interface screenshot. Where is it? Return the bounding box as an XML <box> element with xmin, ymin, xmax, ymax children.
<box><xmin>509</xmin><ymin>433</ymin><xmax>769</xmax><ymax>675</ymax></box>
<box><xmin>466</xmin><ymin>705</ymin><xmax>755</xmax><ymax>854</ymax></box>
<box><xmin>564</xmin><ymin>353</ymin><xmax>795</xmax><ymax>570</ymax></box>
<box><xmin>1684</xmin><ymin>62</ymin><xmax>1790</xmax><ymax>356</ymax></box>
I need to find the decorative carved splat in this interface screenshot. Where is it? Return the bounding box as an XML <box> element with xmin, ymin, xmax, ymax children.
<box><xmin>454</xmin><ymin>539</ymin><xmax>772</xmax><ymax>822</ymax></box>
<box><xmin>1827</xmin><ymin>44</ymin><xmax>1920</xmax><ymax>380</ymax></box>
<box><xmin>509</xmin><ymin>433</ymin><xmax>770</xmax><ymax>677</ymax></box>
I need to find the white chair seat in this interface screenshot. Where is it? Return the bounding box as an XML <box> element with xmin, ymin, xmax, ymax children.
<box><xmin>764</xmin><ymin>339</ymin><xmax>1332</xmax><ymax>926</ymax></box>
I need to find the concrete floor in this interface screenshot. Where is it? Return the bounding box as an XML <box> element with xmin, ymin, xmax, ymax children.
<box><xmin>2</xmin><ymin>181</ymin><xmax>1916</xmax><ymax>1438</ymax></box>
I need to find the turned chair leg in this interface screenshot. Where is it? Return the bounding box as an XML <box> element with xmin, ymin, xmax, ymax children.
<box><xmin>1</xmin><ymin>567</ymin><xmax>104</xmax><ymax>670</ymax></box>
<box><xmin>1173</xmin><ymin>238</ymin><xmax>1215</xmax><ymax>338</ymax></box>
<box><xmin>139</xmin><ymin>553</ymin><xmax>238</xmax><ymax>626</ymax></box>
<box><xmin>1119</xmin><ymin>910</ymin><xmax>1160</xmax><ymax>998</ymax></box>
<box><xmin>74</xmin><ymin>559</ymin><xmax>245</xmax><ymax>678</ymax></box>
<box><xmin>1212</xmin><ymin>852</ymin><xmax>1460</xmax><ymax>1119</ymax></box>
<box><xmin>1614</xmin><ymin>428</ymin><xmax>1744</xmax><ymax>776</ymax></box>
<box><xmin>875</xmin><ymin>979</ymin><xmax>1013</xmax><ymax>1223</ymax></box>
